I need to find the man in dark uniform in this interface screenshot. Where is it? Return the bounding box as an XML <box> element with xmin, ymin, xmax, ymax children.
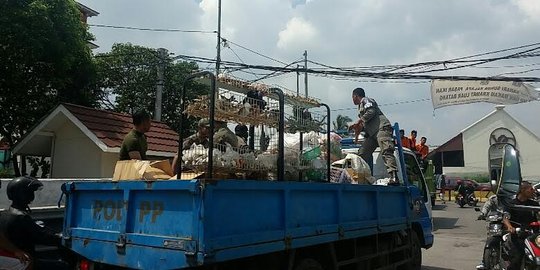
<box><xmin>119</xmin><ymin>110</ymin><xmax>152</xmax><ymax>160</ymax></box>
<box><xmin>502</xmin><ymin>181</ymin><xmax>539</xmax><ymax>270</ymax></box>
<box><xmin>349</xmin><ymin>87</ymin><xmax>398</xmax><ymax>181</ymax></box>
<box><xmin>0</xmin><ymin>177</ymin><xmax>65</xmax><ymax>269</ymax></box>
<box><xmin>0</xmin><ymin>180</ymin><xmax>30</xmax><ymax>269</ymax></box>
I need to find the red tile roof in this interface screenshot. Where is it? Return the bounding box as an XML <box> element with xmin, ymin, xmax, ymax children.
<box><xmin>62</xmin><ymin>103</ymin><xmax>178</xmax><ymax>153</ymax></box>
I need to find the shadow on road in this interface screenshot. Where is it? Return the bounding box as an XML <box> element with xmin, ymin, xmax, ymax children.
<box><xmin>433</xmin><ymin>217</ymin><xmax>460</xmax><ymax>230</ymax></box>
<box><xmin>422</xmin><ymin>266</ymin><xmax>455</xmax><ymax>270</ymax></box>
<box><xmin>432</xmin><ymin>204</ymin><xmax>447</xmax><ymax>211</ymax></box>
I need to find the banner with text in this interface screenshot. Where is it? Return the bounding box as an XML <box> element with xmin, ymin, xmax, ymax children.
<box><xmin>431</xmin><ymin>80</ymin><xmax>540</xmax><ymax>109</ymax></box>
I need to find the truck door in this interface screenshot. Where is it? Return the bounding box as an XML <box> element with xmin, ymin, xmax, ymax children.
<box><xmin>401</xmin><ymin>152</ymin><xmax>433</xmax><ymax>237</ymax></box>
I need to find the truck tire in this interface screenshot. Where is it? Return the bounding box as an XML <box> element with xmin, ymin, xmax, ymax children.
<box><xmin>294</xmin><ymin>258</ymin><xmax>324</xmax><ymax>270</ymax></box>
<box><xmin>407</xmin><ymin>232</ymin><xmax>422</xmax><ymax>270</ymax></box>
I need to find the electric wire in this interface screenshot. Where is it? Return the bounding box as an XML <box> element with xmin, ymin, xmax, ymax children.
<box><xmin>89</xmin><ymin>24</ymin><xmax>216</xmax><ymax>33</ymax></box>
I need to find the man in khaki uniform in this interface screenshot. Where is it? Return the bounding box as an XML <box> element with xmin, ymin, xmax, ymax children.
<box><xmin>182</xmin><ymin>119</ymin><xmax>211</xmax><ymax>150</ymax></box>
<box><xmin>350</xmin><ymin>87</ymin><xmax>398</xmax><ymax>181</ymax></box>
<box><xmin>214</xmin><ymin>121</ymin><xmax>240</xmax><ymax>149</ymax></box>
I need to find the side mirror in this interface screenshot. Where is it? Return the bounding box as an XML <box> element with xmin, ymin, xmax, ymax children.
<box><xmin>488</xmin><ymin>143</ymin><xmax>505</xmax><ymax>193</ymax></box>
<box><xmin>489</xmin><ymin>143</ymin><xmax>521</xmax><ymax>199</ymax></box>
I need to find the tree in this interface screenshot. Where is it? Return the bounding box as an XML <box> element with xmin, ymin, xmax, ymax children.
<box><xmin>0</xmin><ymin>0</ymin><xmax>98</xmax><ymax>175</ymax></box>
<box><xmin>94</xmin><ymin>43</ymin><xmax>209</xmax><ymax>134</ymax></box>
<box><xmin>333</xmin><ymin>115</ymin><xmax>352</xmax><ymax>131</ymax></box>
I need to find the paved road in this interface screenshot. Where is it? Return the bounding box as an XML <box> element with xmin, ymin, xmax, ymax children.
<box><xmin>422</xmin><ymin>201</ymin><xmax>486</xmax><ymax>270</ymax></box>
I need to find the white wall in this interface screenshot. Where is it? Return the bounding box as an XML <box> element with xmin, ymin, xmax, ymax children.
<box><xmin>445</xmin><ymin>109</ymin><xmax>540</xmax><ymax>179</ymax></box>
<box><xmin>101</xmin><ymin>152</ymin><xmax>119</xmax><ymax>178</ymax></box>
<box><xmin>51</xmin><ymin>121</ymin><xmax>102</xmax><ymax>178</ymax></box>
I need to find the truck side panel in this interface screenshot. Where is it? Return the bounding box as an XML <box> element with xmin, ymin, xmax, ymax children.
<box><xmin>63</xmin><ymin>180</ymin><xmax>202</xmax><ymax>269</ymax></box>
<box><xmin>63</xmin><ymin>180</ymin><xmax>413</xmax><ymax>270</ymax></box>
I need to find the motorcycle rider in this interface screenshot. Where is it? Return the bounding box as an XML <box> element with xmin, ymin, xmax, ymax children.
<box><xmin>0</xmin><ymin>179</ymin><xmax>30</xmax><ymax>270</ymax></box>
<box><xmin>502</xmin><ymin>181</ymin><xmax>539</xmax><ymax>270</ymax></box>
<box><xmin>476</xmin><ymin>194</ymin><xmax>499</xmax><ymax>270</ymax></box>
<box><xmin>455</xmin><ymin>180</ymin><xmax>467</xmax><ymax>201</ymax></box>
<box><xmin>0</xmin><ymin>176</ymin><xmax>65</xmax><ymax>269</ymax></box>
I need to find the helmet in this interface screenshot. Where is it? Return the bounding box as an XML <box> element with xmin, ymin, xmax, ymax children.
<box><xmin>197</xmin><ymin>118</ymin><xmax>210</xmax><ymax>127</ymax></box>
<box><xmin>6</xmin><ymin>176</ymin><xmax>43</xmax><ymax>207</ymax></box>
<box><xmin>456</xmin><ymin>180</ymin><xmax>462</xmax><ymax>185</ymax></box>
<box><xmin>235</xmin><ymin>124</ymin><xmax>248</xmax><ymax>134</ymax></box>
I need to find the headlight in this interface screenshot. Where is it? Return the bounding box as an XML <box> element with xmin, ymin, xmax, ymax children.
<box><xmin>487</xmin><ymin>215</ymin><xmax>501</xmax><ymax>222</ymax></box>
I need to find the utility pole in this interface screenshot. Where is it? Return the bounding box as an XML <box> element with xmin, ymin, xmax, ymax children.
<box><xmin>304</xmin><ymin>50</ymin><xmax>308</xmax><ymax>97</ymax></box>
<box><xmin>215</xmin><ymin>0</ymin><xmax>222</xmax><ymax>75</ymax></box>
<box><xmin>154</xmin><ymin>48</ymin><xmax>167</xmax><ymax>121</ymax></box>
<box><xmin>296</xmin><ymin>64</ymin><xmax>300</xmax><ymax>96</ymax></box>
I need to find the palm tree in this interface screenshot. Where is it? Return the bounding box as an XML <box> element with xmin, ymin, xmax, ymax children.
<box><xmin>333</xmin><ymin>115</ymin><xmax>352</xmax><ymax>131</ymax></box>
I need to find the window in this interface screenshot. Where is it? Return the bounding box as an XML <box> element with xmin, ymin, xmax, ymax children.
<box><xmin>404</xmin><ymin>153</ymin><xmax>428</xmax><ymax>202</ymax></box>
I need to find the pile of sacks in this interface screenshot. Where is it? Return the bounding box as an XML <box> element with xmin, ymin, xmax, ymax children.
<box><xmin>330</xmin><ymin>154</ymin><xmax>375</xmax><ymax>184</ymax></box>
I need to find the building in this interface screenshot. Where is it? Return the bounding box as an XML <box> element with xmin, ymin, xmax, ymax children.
<box><xmin>12</xmin><ymin>104</ymin><xmax>178</xmax><ymax>178</ymax></box>
<box><xmin>76</xmin><ymin>2</ymin><xmax>99</xmax><ymax>49</ymax></box>
<box><xmin>428</xmin><ymin>105</ymin><xmax>540</xmax><ymax>179</ymax></box>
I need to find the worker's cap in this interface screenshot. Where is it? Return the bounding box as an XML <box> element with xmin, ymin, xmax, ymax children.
<box><xmin>198</xmin><ymin>118</ymin><xmax>210</xmax><ymax>127</ymax></box>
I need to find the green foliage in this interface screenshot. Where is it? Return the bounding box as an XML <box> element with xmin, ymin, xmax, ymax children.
<box><xmin>0</xmin><ymin>0</ymin><xmax>97</xmax><ymax>149</ymax></box>
<box><xmin>94</xmin><ymin>43</ymin><xmax>209</xmax><ymax>133</ymax></box>
<box><xmin>0</xmin><ymin>168</ymin><xmax>14</xmax><ymax>178</ymax></box>
<box><xmin>27</xmin><ymin>156</ymin><xmax>50</xmax><ymax>178</ymax></box>
<box><xmin>333</xmin><ymin>115</ymin><xmax>352</xmax><ymax>131</ymax></box>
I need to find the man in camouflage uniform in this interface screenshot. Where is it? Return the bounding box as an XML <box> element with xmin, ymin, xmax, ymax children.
<box><xmin>350</xmin><ymin>87</ymin><xmax>398</xmax><ymax>181</ymax></box>
<box><xmin>182</xmin><ymin>119</ymin><xmax>211</xmax><ymax>150</ymax></box>
<box><xmin>172</xmin><ymin>119</ymin><xmax>211</xmax><ymax>173</ymax></box>
<box><xmin>214</xmin><ymin>120</ymin><xmax>240</xmax><ymax>150</ymax></box>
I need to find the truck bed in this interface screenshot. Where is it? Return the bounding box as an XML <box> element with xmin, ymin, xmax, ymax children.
<box><xmin>62</xmin><ymin>179</ymin><xmax>412</xmax><ymax>270</ymax></box>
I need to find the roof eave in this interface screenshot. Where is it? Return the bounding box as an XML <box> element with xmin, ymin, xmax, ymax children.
<box><xmin>103</xmin><ymin>147</ymin><xmax>176</xmax><ymax>158</ymax></box>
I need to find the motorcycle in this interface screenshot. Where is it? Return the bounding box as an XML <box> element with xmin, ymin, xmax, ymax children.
<box><xmin>522</xmin><ymin>222</ymin><xmax>540</xmax><ymax>270</ymax></box>
<box><xmin>456</xmin><ymin>191</ymin><xmax>478</xmax><ymax>207</ymax></box>
<box><xmin>498</xmin><ymin>222</ymin><xmax>540</xmax><ymax>270</ymax></box>
<box><xmin>476</xmin><ymin>208</ymin><xmax>505</xmax><ymax>270</ymax></box>
<box><xmin>468</xmin><ymin>192</ymin><xmax>480</xmax><ymax>207</ymax></box>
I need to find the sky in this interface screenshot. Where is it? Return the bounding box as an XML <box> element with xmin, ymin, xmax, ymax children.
<box><xmin>80</xmin><ymin>0</ymin><xmax>540</xmax><ymax>145</ymax></box>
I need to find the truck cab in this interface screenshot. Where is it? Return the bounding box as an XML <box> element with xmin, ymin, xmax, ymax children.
<box><xmin>342</xmin><ymin>144</ymin><xmax>434</xmax><ymax>223</ymax></box>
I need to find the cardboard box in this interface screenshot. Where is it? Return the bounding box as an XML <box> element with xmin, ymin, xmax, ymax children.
<box><xmin>113</xmin><ymin>160</ymin><xmax>174</xmax><ymax>181</ymax></box>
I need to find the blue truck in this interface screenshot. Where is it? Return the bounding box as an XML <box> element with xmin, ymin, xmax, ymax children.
<box><xmin>60</xmin><ymin>73</ymin><xmax>432</xmax><ymax>269</ymax></box>
<box><xmin>60</xmin><ymin>125</ymin><xmax>433</xmax><ymax>270</ymax></box>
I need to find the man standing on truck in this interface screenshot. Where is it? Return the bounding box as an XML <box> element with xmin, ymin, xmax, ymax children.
<box><xmin>416</xmin><ymin>137</ymin><xmax>429</xmax><ymax>159</ymax></box>
<box><xmin>399</xmin><ymin>129</ymin><xmax>413</xmax><ymax>149</ymax></box>
<box><xmin>119</xmin><ymin>110</ymin><xmax>152</xmax><ymax>160</ymax></box>
<box><xmin>349</xmin><ymin>87</ymin><xmax>398</xmax><ymax>181</ymax></box>
<box><xmin>410</xmin><ymin>130</ymin><xmax>418</xmax><ymax>149</ymax></box>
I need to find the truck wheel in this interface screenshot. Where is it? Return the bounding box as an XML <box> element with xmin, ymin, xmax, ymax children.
<box><xmin>407</xmin><ymin>232</ymin><xmax>422</xmax><ymax>270</ymax></box>
<box><xmin>294</xmin><ymin>258</ymin><xmax>324</xmax><ymax>270</ymax></box>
